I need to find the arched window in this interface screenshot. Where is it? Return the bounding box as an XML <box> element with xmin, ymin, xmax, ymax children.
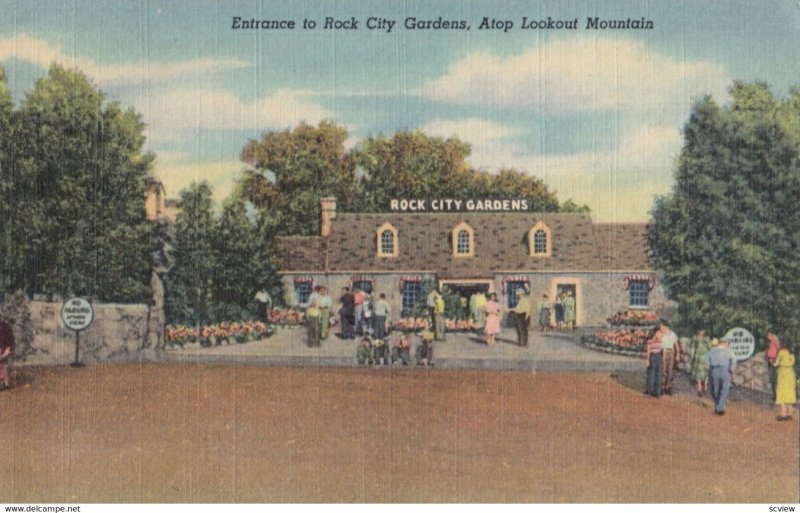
<box><xmin>533</xmin><ymin>230</ymin><xmax>547</xmax><ymax>254</ymax></box>
<box><xmin>451</xmin><ymin>222</ymin><xmax>474</xmax><ymax>257</ymax></box>
<box><xmin>528</xmin><ymin>222</ymin><xmax>552</xmax><ymax>257</ymax></box>
<box><xmin>381</xmin><ymin>230</ymin><xmax>394</xmax><ymax>254</ymax></box>
<box><xmin>376</xmin><ymin>222</ymin><xmax>398</xmax><ymax>257</ymax></box>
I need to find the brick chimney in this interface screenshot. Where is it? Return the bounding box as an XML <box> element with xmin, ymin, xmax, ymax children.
<box><xmin>320</xmin><ymin>197</ymin><xmax>337</xmax><ymax>237</ymax></box>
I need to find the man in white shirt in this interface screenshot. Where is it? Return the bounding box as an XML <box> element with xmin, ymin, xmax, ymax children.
<box><xmin>659</xmin><ymin>323</ymin><xmax>679</xmax><ymax>395</ymax></box>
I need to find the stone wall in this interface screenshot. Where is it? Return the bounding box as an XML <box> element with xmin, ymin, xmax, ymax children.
<box><xmin>19</xmin><ymin>301</ymin><xmax>150</xmax><ymax>366</ymax></box>
<box><xmin>732</xmin><ymin>350</ymin><xmax>771</xmax><ymax>394</ymax></box>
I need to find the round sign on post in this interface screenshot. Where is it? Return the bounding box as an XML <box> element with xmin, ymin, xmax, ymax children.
<box><xmin>724</xmin><ymin>327</ymin><xmax>755</xmax><ymax>362</ymax></box>
<box><xmin>61</xmin><ymin>298</ymin><xmax>94</xmax><ymax>367</ymax></box>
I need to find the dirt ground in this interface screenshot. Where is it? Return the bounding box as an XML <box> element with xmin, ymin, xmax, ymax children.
<box><xmin>0</xmin><ymin>363</ymin><xmax>797</xmax><ymax>503</ymax></box>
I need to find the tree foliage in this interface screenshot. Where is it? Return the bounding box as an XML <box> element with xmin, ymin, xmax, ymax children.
<box><xmin>649</xmin><ymin>82</ymin><xmax>800</xmax><ymax>342</ymax></box>
<box><xmin>240</xmin><ymin>125</ymin><xmax>577</xmax><ymax>227</ymax></box>
<box><xmin>166</xmin><ymin>182</ymin><xmax>283</xmax><ymax>325</ymax></box>
<box><xmin>166</xmin><ymin>182</ymin><xmax>216</xmax><ymax>325</ymax></box>
<box><xmin>239</xmin><ymin>121</ymin><xmax>358</xmax><ymax>237</ymax></box>
<box><xmin>0</xmin><ymin>64</ymin><xmax>153</xmax><ymax>302</ymax></box>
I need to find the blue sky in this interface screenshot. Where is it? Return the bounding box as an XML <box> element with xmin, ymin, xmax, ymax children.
<box><xmin>1</xmin><ymin>0</ymin><xmax>798</xmax><ymax>221</ymax></box>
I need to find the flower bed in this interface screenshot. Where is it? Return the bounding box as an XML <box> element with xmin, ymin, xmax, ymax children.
<box><xmin>390</xmin><ymin>317</ymin><xmax>431</xmax><ymax>332</ymax></box>
<box><xmin>389</xmin><ymin>317</ymin><xmax>483</xmax><ymax>333</ymax></box>
<box><xmin>581</xmin><ymin>329</ymin><xmax>650</xmax><ymax>356</ymax></box>
<box><xmin>606</xmin><ymin>309</ymin><xmax>660</xmax><ymax>327</ymax></box>
<box><xmin>166</xmin><ymin>321</ymin><xmax>272</xmax><ymax>348</ymax></box>
<box><xmin>268</xmin><ymin>308</ymin><xmax>306</xmax><ymax>327</ymax></box>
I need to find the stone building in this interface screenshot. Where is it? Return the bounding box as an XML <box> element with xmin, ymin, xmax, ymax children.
<box><xmin>275</xmin><ymin>198</ymin><xmax>669</xmax><ymax>326</ymax></box>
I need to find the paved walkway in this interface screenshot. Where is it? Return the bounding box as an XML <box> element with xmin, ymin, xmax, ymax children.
<box><xmin>152</xmin><ymin>327</ymin><xmax>642</xmax><ymax>372</ymax></box>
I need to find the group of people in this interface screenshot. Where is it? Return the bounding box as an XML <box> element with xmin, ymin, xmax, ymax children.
<box><xmin>644</xmin><ymin>323</ymin><xmax>684</xmax><ymax>398</ymax></box>
<box><xmin>536</xmin><ymin>291</ymin><xmax>576</xmax><ymax>331</ymax></box>
<box><xmin>302</xmin><ymin>285</ymin><xmax>393</xmax><ymax>347</ymax></box>
<box><xmin>461</xmin><ymin>288</ymin><xmax>532</xmax><ymax>347</ymax></box>
<box><xmin>356</xmin><ymin>331</ymin><xmax>435</xmax><ymax>367</ymax></box>
<box><xmin>336</xmin><ymin>286</ymin><xmax>391</xmax><ymax>342</ymax></box>
<box><xmin>656</xmin><ymin>326</ymin><xmax>798</xmax><ymax>420</ymax></box>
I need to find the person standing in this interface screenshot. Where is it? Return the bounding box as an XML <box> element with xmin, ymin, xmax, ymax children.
<box><xmin>426</xmin><ymin>287</ymin><xmax>438</xmax><ymax>331</ymax></box>
<box><xmin>659</xmin><ymin>324</ymin><xmax>679</xmax><ymax>395</ymax></box>
<box><xmin>484</xmin><ymin>293</ymin><xmax>501</xmax><ymax>346</ymax></box>
<box><xmin>305</xmin><ymin>299</ymin><xmax>321</xmax><ymax>347</ymax></box>
<box><xmin>554</xmin><ymin>293</ymin><xmax>564</xmax><ymax>330</ymax></box>
<box><xmin>645</xmin><ymin>326</ymin><xmax>663</xmax><ymax>397</ymax></box>
<box><xmin>352</xmin><ymin>287</ymin><xmax>365</xmax><ymax>336</ymax></box>
<box><xmin>0</xmin><ymin>317</ymin><xmax>14</xmax><ymax>390</ymax></box>
<box><xmin>563</xmin><ymin>291</ymin><xmax>576</xmax><ymax>330</ymax></box>
<box><xmin>512</xmin><ymin>289</ymin><xmax>531</xmax><ymax>346</ymax></box>
<box><xmin>306</xmin><ymin>286</ymin><xmax>320</xmax><ymax>309</ymax></box>
<box><xmin>254</xmin><ymin>291</ymin><xmax>272</xmax><ymax>322</ymax></box>
<box><xmin>538</xmin><ymin>294</ymin><xmax>551</xmax><ymax>332</ymax></box>
<box><xmin>473</xmin><ymin>291</ymin><xmax>487</xmax><ymax>330</ymax></box>
<box><xmin>373</xmin><ymin>293</ymin><xmax>390</xmax><ymax>340</ymax></box>
<box><xmin>317</xmin><ymin>287</ymin><xmax>333</xmax><ymax>341</ymax></box>
<box><xmin>338</xmin><ymin>287</ymin><xmax>355</xmax><ymax>339</ymax></box>
<box><xmin>766</xmin><ymin>333</ymin><xmax>781</xmax><ymax>402</ymax></box>
<box><xmin>689</xmin><ymin>329</ymin><xmax>711</xmax><ymax>397</ymax></box>
<box><xmin>773</xmin><ymin>341</ymin><xmax>796</xmax><ymax>421</ymax></box>
<box><xmin>706</xmin><ymin>337</ymin><xmax>737</xmax><ymax>415</ymax></box>
<box><xmin>433</xmin><ymin>290</ymin><xmax>446</xmax><ymax>341</ymax></box>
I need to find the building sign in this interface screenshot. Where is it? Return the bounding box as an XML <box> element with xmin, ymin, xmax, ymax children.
<box><xmin>61</xmin><ymin>297</ymin><xmax>94</xmax><ymax>332</ymax></box>
<box><xmin>724</xmin><ymin>327</ymin><xmax>755</xmax><ymax>361</ymax></box>
<box><xmin>390</xmin><ymin>198</ymin><xmax>530</xmax><ymax>212</ymax></box>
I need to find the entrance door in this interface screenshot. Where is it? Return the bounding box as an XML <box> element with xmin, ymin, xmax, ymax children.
<box><xmin>438</xmin><ymin>281</ymin><xmax>492</xmax><ymax>321</ymax></box>
<box><xmin>549</xmin><ymin>279</ymin><xmax>582</xmax><ymax>327</ymax></box>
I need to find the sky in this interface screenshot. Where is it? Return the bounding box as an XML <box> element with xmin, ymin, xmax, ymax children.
<box><xmin>0</xmin><ymin>0</ymin><xmax>798</xmax><ymax>222</ymax></box>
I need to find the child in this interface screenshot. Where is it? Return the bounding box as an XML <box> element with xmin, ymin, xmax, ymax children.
<box><xmin>372</xmin><ymin>337</ymin><xmax>388</xmax><ymax>366</ymax></box>
<box><xmin>391</xmin><ymin>334</ymin><xmax>412</xmax><ymax>366</ymax></box>
<box><xmin>356</xmin><ymin>336</ymin><xmax>373</xmax><ymax>366</ymax></box>
<box><xmin>415</xmin><ymin>330</ymin><xmax>435</xmax><ymax>366</ymax></box>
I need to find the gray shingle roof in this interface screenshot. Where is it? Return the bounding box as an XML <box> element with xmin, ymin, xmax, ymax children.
<box><xmin>276</xmin><ymin>213</ymin><xmax>653</xmax><ymax>276</ymax></box>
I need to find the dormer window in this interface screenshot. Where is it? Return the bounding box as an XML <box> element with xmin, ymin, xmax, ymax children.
<box><xmin>452</xmin><ymin>222</ymin><xmax>474</xmax><ymax>257</ymax></box>
<box><xmin>376</xmin><ymin>222</ymin><xmax>398</xmax><ymax>257</ymax></box>
<box><xmin>528</xmin><ymin>222</ymin><xmax>552</xmax><ymax>257</ymax></box>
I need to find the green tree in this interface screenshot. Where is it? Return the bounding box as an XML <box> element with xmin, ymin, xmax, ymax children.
<box><xmin>649</xmin><ymin>82</ymin><xmax>800</xmax><ymax>342</ymax></box>
<box><xmin>353</xmin><ymin>130</ymin><xmax>474</xmax><ymax>211</ymax></box>
<box><xmin>463</xmin><ymin>168</ymin><xmax>562</xmax><ymax>212</ymax></box>
<box><xmin>210</xmin><ymin>194</ymin><xmax>282</xmax><ymax>321</ymax></box>
<box><xmin>0</xmin><ymin>67</ymin><xmax>16</xmax><ymax>294</ymax></box>
<box><xmin>7</xmin><ymin>64</ymin><xmax>153</xmax><ymax>301</ymax></box>
<box><xmin>166</xmin><ymin>182</ymin><xmax>216</xmax><ymax>325</ymax></box>
<box><xmin>239</xmin><ymin>121</ymin><xmax>358</xmax><ymax>236</ymax></box>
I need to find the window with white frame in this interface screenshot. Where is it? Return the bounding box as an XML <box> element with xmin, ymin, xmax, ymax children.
<box><xmin>456</xmin><ymin>230</ymin><xmax>470</xmax><ymax>255</ymax></box>
<box><xmin>628</xmin><ymin>280</ymin><xmax>650</xmax><ymax>308</ymax></box>
<box><xmin>533</xmin><ymin>230</ymin><xmax>547</xmax><ymax>254</ymax></box>
<box><xmin>451</xmin><ymin>222</ymin><xmax>474</xmax><ymax>257</ymax></box>
<box><xmin>380</xmin><ymin>230</ymin><xmax>394</xmax><ymax>254</ymax></box>
<box><xmin>294</xmin><ymin>281</ymin><xmax>313</xmax><ymax>305</ymax></box>
<box><xmin>376</xmin><ymin>222</ymin><xmax>398</xmax><ymax>257</ymax></box>
<box><xmin>401</xmin><ymin>281</ymin><xmax>422</xmax><ymax>311</ymax></box>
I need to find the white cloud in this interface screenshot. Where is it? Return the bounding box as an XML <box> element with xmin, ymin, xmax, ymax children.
<box><xmin>420</xmin><ymin>117</ymin><xmax>526</xmax><ymax>169</ymax></box>
<box><xmin>0</xmin><ymin>33</ymin><xmax>249</xmax><ymax>86</ymax></box>
<box><xmin>152</xmin><ymin>158</ymin><xmax>244</xmax><ymax>205</ymax></box>
<box><xmin>139</xmin><ymin>88</ymin><xmax>334</xmax><ymax>143</ymax></box>
<box><xmin>428</xmin><ymin>118</ymin><xmax>682</xmax><ymax>222</ymax></box>
<box><xmin>421</xmin><ymin>37</ymin><xmax>729</xmax><ymax>113</ymax></box>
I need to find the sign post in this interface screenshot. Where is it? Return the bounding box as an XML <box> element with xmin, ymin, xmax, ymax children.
<box><xmin>724</xmin><ymin>327</ymin><xmax>755</xmax><ymax>362</ymax></box>
<box><xmin>61</xmin><ymin>298</ymin><xmax>94</xmax><ymax>368</ymax></box>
